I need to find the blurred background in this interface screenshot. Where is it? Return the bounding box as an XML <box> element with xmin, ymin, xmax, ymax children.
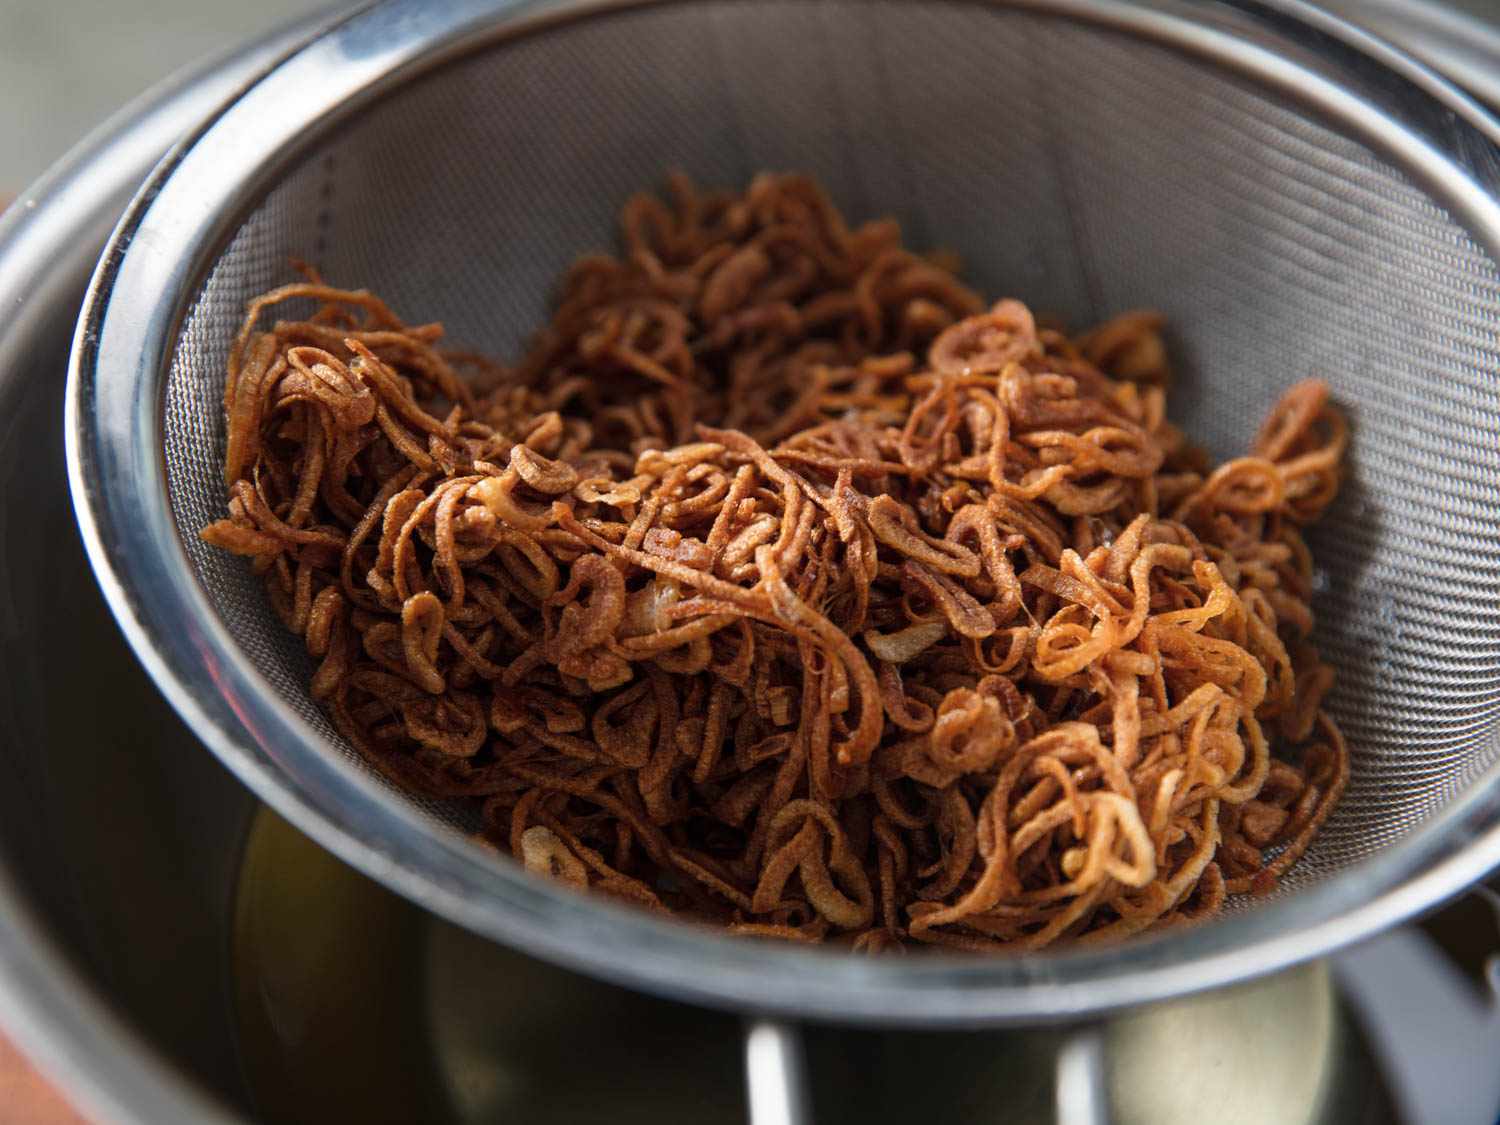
<box><xmin>4</xmin><ymin>0</ymin><xmax>1500</xmax><ymax>200</ymax></box>
<box><xmin>0</xmin><ymin>0</ymin><xmax>325</xmax><ymax>199</ymax></box>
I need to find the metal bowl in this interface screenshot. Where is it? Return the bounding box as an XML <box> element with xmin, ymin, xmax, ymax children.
<box><xmin>0</xmin><ymin>17</ymin><xmax>326</xmax><ymax>1123</ymax></box>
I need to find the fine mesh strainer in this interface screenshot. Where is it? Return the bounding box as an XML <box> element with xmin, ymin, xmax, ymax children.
<box><xmin>67</xmin><ymin>0</ymin><xmax>1500</xmax><ymax>1031</ymax></box>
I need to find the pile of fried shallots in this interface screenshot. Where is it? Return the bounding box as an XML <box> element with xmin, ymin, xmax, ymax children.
<box><xmin>204</xmin><ymin>173</ymin><xmax>1347</xmax><ymax>951</ymax></box>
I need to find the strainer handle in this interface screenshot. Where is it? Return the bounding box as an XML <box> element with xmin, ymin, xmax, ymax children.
<box><xmin>1055</xmin><ymin>1025</ymin><xmax>1111</xmax><ymax>1124</ymax></box>
<box><xmin>744</xmin><ymin>1019</ymin><xmax>810</xmax><ymax>1125</ymax></box>
<box><xmin>740</xmin><ymin>1018</ymin><xmax>1112</xmax><ymax>1125</ymax></box>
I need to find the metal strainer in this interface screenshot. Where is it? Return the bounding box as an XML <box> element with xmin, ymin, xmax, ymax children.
<box><xmin>67</xmin><ymin>0</ymin><xmax>1500</xmax><ymax>1030</ymax></box>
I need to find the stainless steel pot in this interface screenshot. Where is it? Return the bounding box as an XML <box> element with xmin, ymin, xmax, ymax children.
<box><xmin>3</xmin><ymin>3</ymin><xmax>1500</xmax><ymax>1124</ymax></box>
<box><xmin>0</xmin><ymin>17</ymin><xmax>337</xmax><ymax>1123</ymax></box>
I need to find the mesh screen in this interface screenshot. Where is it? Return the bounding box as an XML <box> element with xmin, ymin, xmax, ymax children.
<box><xmin>165</xmin><ymin>0</ymin><xmax>1500</xmax><ymax>897</ymax></box>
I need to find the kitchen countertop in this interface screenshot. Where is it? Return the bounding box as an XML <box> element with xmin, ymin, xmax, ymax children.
<box><xmin>0</xmin><ymin>0</ymin><xmax>325</xmax><ymax>197</ymax></box>
<box><xmin>0</xmin><ymin>1033</ymin><xmax>87</xmax><ymax>1125</ymax></box>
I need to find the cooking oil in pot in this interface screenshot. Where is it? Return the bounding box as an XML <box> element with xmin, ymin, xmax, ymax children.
<box><xmin>232</xmin><ymin>808</ymin><xmax>1392</xmax><ymax>1124</ymax></box>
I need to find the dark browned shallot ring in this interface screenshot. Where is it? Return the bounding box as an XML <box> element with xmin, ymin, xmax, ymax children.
<box><xmin>203</xmin><ymin>172</ymin><xmax>1347</xmax><ymax>950</ymax></box>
